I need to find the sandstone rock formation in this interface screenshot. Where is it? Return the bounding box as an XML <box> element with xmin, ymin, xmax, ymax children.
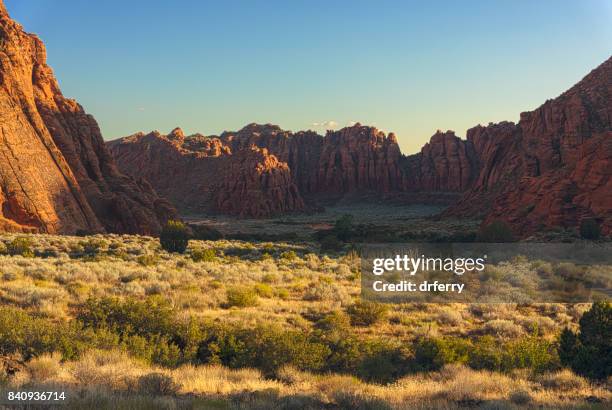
<box><xmin>0</xmin><ymin>1</ymin><xmax>174</xmax><ymax>234</ymax></box>
<box><xmin>111</xmin><ymin>122</ymin><xmax>480</xmax><ymax>218</ymax></box>
<box><xmin>403</xmin><ymin>130</ymin><xmax>479</xmax><ymax>192</ymax></box>
<box><xmin>214</xmin><ymin>146</ymin><xmax>305</xmax><ymax>218</ymax></box>
<box><xmin>110</xmin><ymin>50</ymin><xmax>611</xmax><ymax>238</ymax></box>
<box><xmin>447</xmin><ymin>56</ymin><xmax>612</xmax><ymax>236</ymax></box>
<box><xmin>221</xmin><ymin>123</ymin><xmax>409</xmax><ymax>195</ymax></box>
<box><xmin>108</xmin><ymin>129</ymin><xmax>305</xmax><ymax>217</ymax></box>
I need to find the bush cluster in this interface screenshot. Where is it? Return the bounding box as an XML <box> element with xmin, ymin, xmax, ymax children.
<box><xmin>413</xmin><ymin>333</ymin><xmax>558</xmax><ymax>374</ymax></box>
<box><xmin>225</xmin><ymin>287</ymin><xmax>259</xmax><ymax>308</ymax></box>
<box><xmin>558</xmin><ymin>301</ymin><xmax>611</xmax><ymax>380</ymax></box>
<box><xmin>191</xmin><ymin>248</ymin><xmax>216</xmax><ymax>262</ymax></box>
<box><xmin>6</xmin><ymin>237</ymin><xmax>34</xmax><ymax>257</ymax></box>
<box><xmin>3</xmin><ymin>295</ymin><xmax>605</xmax><ymax>384</ymax></box>
<box><xmin>346</xmin><ymin>301</ymin><xmax>389</xmax><ymax>326</ymax></box>
<box><xmin>160</xmin><ymin>220</ymin><xmax>189</xmax><ymax>253</ymax></box>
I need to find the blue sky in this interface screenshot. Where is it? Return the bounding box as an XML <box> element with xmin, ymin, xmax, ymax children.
<box><xmin>5</xmin><ymin>0</ymin><xmax>612</xmax><ymax>153</ymax></box>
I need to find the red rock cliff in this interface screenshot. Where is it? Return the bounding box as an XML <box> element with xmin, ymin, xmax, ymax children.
<box><xmin>0</xmin><ymin>2</ymin><xmax>174</xmax><ymax>234</ymax></box>
<box><xmin>447</xmin><ymin>56</ymin><xmax>612</xmax><ymax>235</ymax></box>
<box><xmin>108</xmin><ymin>129</ymin><xmax>305</xmax><ymax>217</ymax></box>
<box><xmin>223</xmin><ymin>123</ymin><xmax>408</xmax><ymax>194</ymax></box>
<box><xmin>109</xmin><ymin>123</ymin><xmax>499</xmax><ymax>218</ymax></box>
<box><xmin>403</xmin><ymin>130</ymin><xmax>479</xmax><ymax>191</ymax></box>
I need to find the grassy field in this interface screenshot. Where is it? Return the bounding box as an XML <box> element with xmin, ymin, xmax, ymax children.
<box><xmin>0</xmin><ymin>232</ymin><xmax>610</xmax><ymax>409</ymax></box>
<box><xmin>184</xmin><ymin>202</ymin><xmax>480</xmax><ymax>242</ymax></box>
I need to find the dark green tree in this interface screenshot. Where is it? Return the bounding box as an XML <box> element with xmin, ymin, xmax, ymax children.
<box><xmin>557</xmin><ymin>301</ymin><xmax>611</xmax><ymax>380</ymax></box>
<box><xmin>160</xmin><ymin>220</ymin><xmax>189</xmax><ymax>253</ymax></box>
<box><xmin>557</xmin><ymin>328</ymin><xmax>578</xmax><ymax>367</ymax></box>
<box><xmin>579</xmin><ymin>218</ymin><xmax>601</xmax><ymax>240</ymax></box>
<box><xmin>334</xmin><ymin>214</ymin><xmax>355</xmax><ymax>241</ymax></box>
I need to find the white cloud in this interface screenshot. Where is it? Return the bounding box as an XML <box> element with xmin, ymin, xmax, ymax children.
<box><xmin>312</xmin><ymin>120</ymin><xmax>338</xmax><ymax>129</ymax></box>
<box><xmin>137</xmin><ymin>107</ymin><xmax>146</xmax><ymax>112</ymax></box>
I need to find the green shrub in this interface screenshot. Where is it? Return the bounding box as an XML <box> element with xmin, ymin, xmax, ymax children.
<box><xmin>477</xmin><ymin>220</ymin><xmax>515</xmax><ymax>242</ymax></box>
<box><xmin>74</xmin><ymin>296</ymin><xmax>187</xmax><ymax>366</ymax></box>
<box><xmin>413</xmin><ymin>337</ymin><xmax>470</xmax><ymax>372</ymax></box>
<box><xmin>468</xmin><ymin>336</ymin><xmax>506</xmax><ymax>371</ymax></box>
<box><xmin>280</xmin><ymin>250</ymin><xmax>298</xmax><ymax>261</ymax></box>
<box><xmin>191</xmin><ymin>248</ymin><xmax>216</xmax><ymax>262</ymax></box>
<box><xmin>579</xmin><ymin>218</ymin><xmax>601</xmax><ymax>240</ymax></box>
<box><xmin>160</xmin><ymin>220</ymin><xmax>189</xmax><ymax>253</ymax></box>
<box><xmin>334</xmin><ymin>214</ymin><xmax>355</xmax><ymax>241</ymax></box>
<box><xmin>506</xmin><ymin>333</ymin><xmax>558</xmax><ymax>373</ymax></box>
<box><xmin>225</xmin><ymin>287</ymin><xmax>259</xmax><ymax>308</ymax></box>
<box><xmin>0</xmin><ymin>307</ymin><xmax>77</xmax><ymax>360</ymax></box>
<box><xmin>7</xmin><ymin>237</ymin><xmax>34</xmax><ymax>257</ymax></box>
<box><xmin>77</xmin><ymin>296</ymin><xmax>176</xmax><ymax>339</ymax></box>
<box><xmin>347</xmin><ymin>301</ymin><xmax>389</xmax><ymax>326</ymax></box>
<box><xmin>316</xmin><ymin>311</ymin><xmax>351</xmax><ymax>335</ymax></box>
<box><xmin>558</xmin><ymin>328</ymin><xmax>578</xmax><ymax>367</ymax></box>
<box><xmin>357</xmin><ymin>340</ymin><xmax>410</xmax><ymax>383</ymax></box>
<box><xmin>558</xmin><ymin>301</ymin><xmax>611</xmax><ymax>380</ymax></box>
<box><xmin>242</xmin><ymin>327</ymin><xmax>330</xmax><ymax>377</ymax></box>
<box><xmin>197</xmin><ymin>324</ymin><xmax>329</xmax><ymax>377</ymax></box>
<box><xmin>468</xmin><ymin>334</ymin><xmax>558</xmax><ymax>373</ymax></box>
<box><xmin>253</xmin><ymin>283</ymin><xmax>274</xmax><ymax>298</ymax></box>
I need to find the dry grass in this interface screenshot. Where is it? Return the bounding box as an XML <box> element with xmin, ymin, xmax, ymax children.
<box><xmin>0</xmin><ymin>233</ymin><xmax>596</xmax><ymax>343</ymax></box>
<box><xmin>0</xmin><ymin>232</ymin><xmax>609</xmax><ymax>409</ymax></box>
<box><xmin>3</xmin><ymin>352</ymin><xmax>608</xmax><ymax>409</ymax></box>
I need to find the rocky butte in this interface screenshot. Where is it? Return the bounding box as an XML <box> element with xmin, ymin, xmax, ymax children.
<box><xmin>0</xmin><ymin>1</ymin><xmax>174</xmax><ymax>234</ymax></box>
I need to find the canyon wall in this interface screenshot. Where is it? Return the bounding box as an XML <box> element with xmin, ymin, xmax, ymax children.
<box><xmin>0</xmin><ymin>2</ymin><xmax>174</xmax><ymax>234</ymax></box>
<box><xmin>447</xmin><ymin>56</ymin><xmax>611</xmax><ymax>235</ymax></box>
<box><xmin>110</xmin><ymin>56</ymin><xmax>611</xmax><ymax>236</ymax></box>
<box><xmin>109</xmin><ymin>123</ymin><xmax>480</xmax><ymax>218</ymax></box>
<box><xmin>108</xmin><ymin>129</ymin><xmax>305</xmax><ymax>218</ymax></box>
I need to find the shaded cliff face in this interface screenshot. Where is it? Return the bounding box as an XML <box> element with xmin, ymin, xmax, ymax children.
<box><xmin>403</xmin><ymin>131</ymin><xmax>479</xmax><ymax>192</ymax></box>
<box><xmin>108</xmin><ymin>129</ymin><xmax>305</xmax><ymax>218</ymax></box>
<box><xmin>221</xmin><ymin>123</ymin><xmax>412</xmax><ymax>195</ymax></box>
<box><xmin>0</xmin><ymin>2</ymin><xmax>174</xmax><ymax>234</ymax></box>
<box><xmin>447</xmin><ymin>56</ymin><xmax>612</xmax><ymax>235</ymax></box>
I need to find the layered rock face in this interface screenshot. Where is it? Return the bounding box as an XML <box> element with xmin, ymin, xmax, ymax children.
<box><xmin>222</xmin><ymin>123</ymin><xmax>411</xmax><ymax>195</ymax></box>
<box><xmin>108</xmin><ymin>130</ymin><xmax>305</xmax><ymax>217</ymax></box>
<box><xmin>110</xmin><ymin>123</ymin><xmax>475</xmax><ymax>217</ymax></box>
<box><xmin>0</xmin><ymin>2</ymin><xmax>174</xmax><ymax>234</ymax></box>
<box><xmin>403</xmin><ymin>130</ymin><xmax>479</xmax><ymax>191</ymax></box>
<box><xmin>447</xmin><ymin>57</ymin><xmax>612</xmax><ymax>235</ymax></box>
<box><xmin>214</xmin><ymin>146</ymin><xmax>305</xmax><ymax>218</ymax></box>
